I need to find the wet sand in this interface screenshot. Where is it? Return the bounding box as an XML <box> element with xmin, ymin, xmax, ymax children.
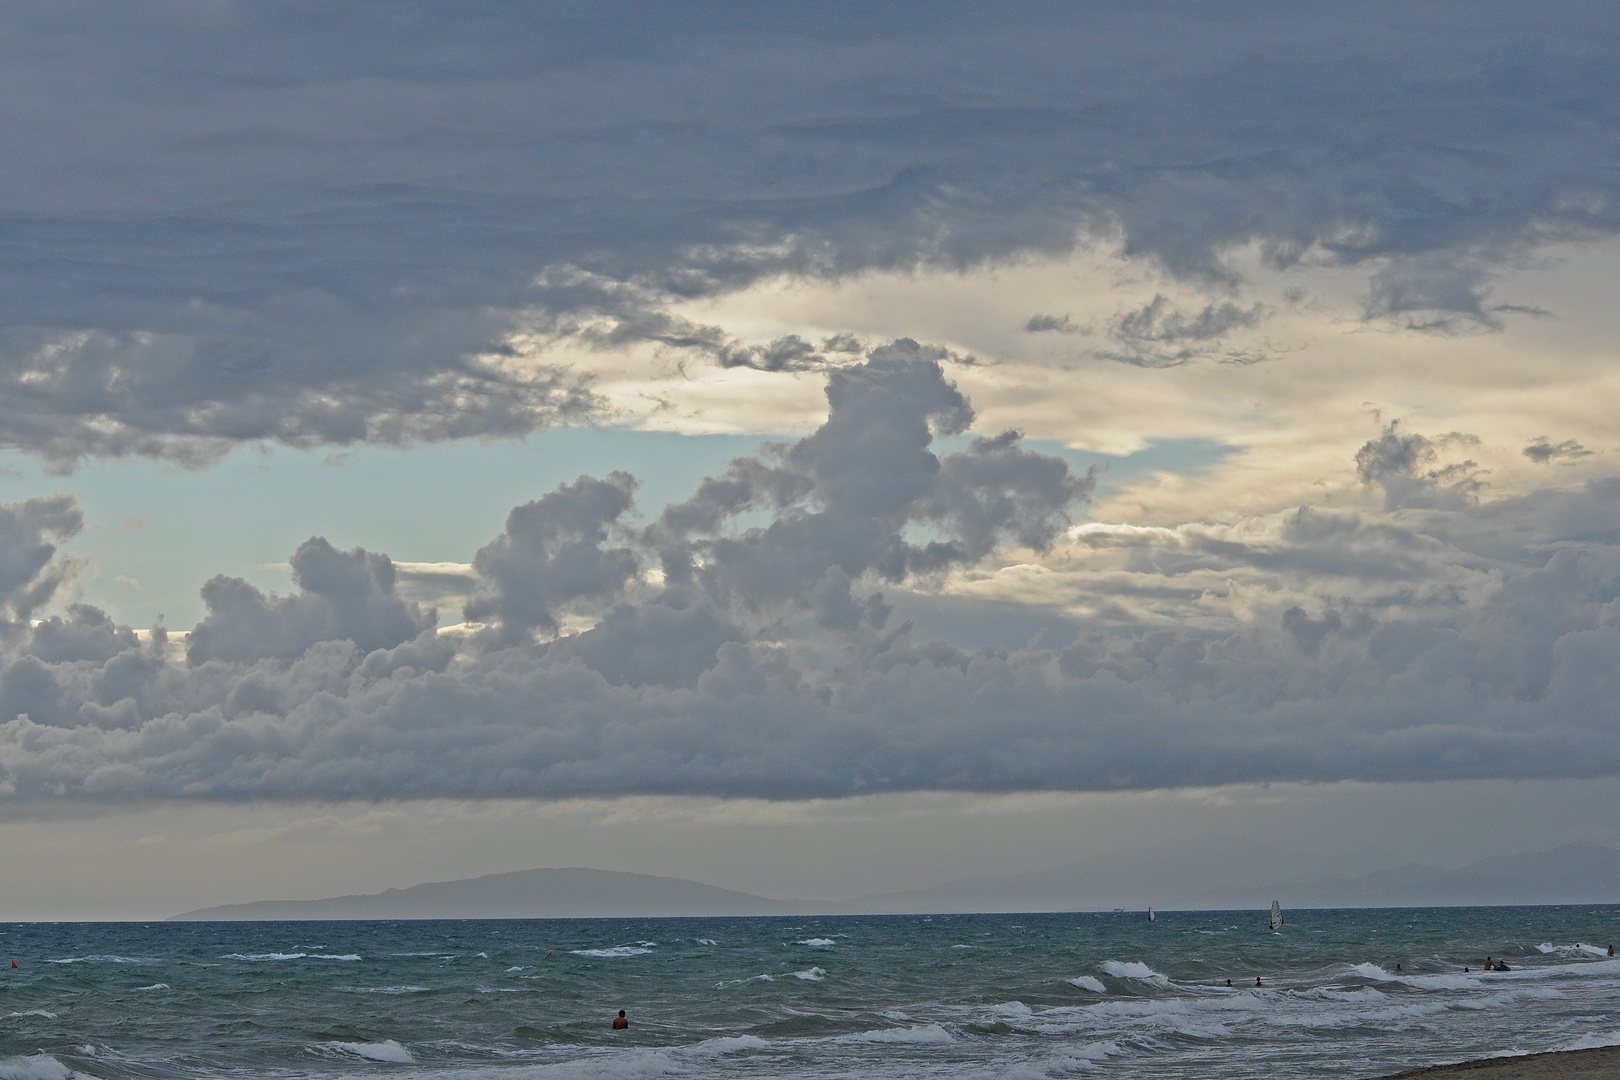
<box><xmin>1376</xmin><ymin>1046</ymin><xmax>1620</xmax><ymax>1080</ymax></box>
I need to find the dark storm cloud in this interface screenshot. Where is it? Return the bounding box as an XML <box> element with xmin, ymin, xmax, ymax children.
<box><xmin>2</xmin><ymin>360</ymin><xmax>1620</xmax><ymax>801</ymax></box>
<box><xmin>3</xmin><ymin>2</ymin><xmax>1619</xmax><ymax>463</ymax></box>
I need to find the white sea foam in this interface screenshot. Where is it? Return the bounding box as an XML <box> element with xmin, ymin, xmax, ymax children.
<box><xmin>337</xmin><ymin>986</ymin><xmax>431</xmax><ymax>995</ymax></box>
<box><xmin>324</xmin><ymin>1040</ymin><xmax>414</xmax><ymax>1063</ymax></box>
<box><xmin>45</xmin><ymin>956</ymin><xmax>149</xmax><ymax>965</ymax></box>
<box><xmin>1557</xmin><ymin>1030</ymin><xmax>1620</xmax><ymax>1051</ymax></box>
<box><xmin>685</xmin><ymin>1035</ymin><xmax>769</xmax><ymax>1056</ymax></box>
<box><xmin>570</xmin><ymin>946</ymin><xmax>654</xmax><ymax>959</ymax></box>
<box><xmin>1538</xmin><ymin>942</ymin><xmax>1611</xmax><ymax>958</ymax></box>
<box><xmin>1067</xmin><ymin>976</ymin><xmax>1107</xmax><ymax>993</ymax></box>
<box><xmin>832</xmin><ymin>1024</ymin><xmax>953</xmax><ymax>1045</ymax></box>
<box><xmin>0</xmin><ymin>1055</ymin><xmax>83</xmax><ymax>1080</ymax></box>
<box><xmin>695</xmin><ymin>939</ymin><xmax>718</xmax><ymax>946</ymax></box>
<box><xmin>791</xmin><ymin>967</ymin><xmax>827</xmax><ymax>981</ymax></box>
<box><xmin>222</xmin><ymin>952</ymin><xmax>305</xmax><ymax>961</ymax></box>
<box><xmin>1100</xmin><ymin>960</ymin><xmax>1169</xmax><ymax>985</ymax></box>
<box><xmin>3</xmin><ymin>1011</ymin><xmax>57</xmax><ymax>1020</ymax></box>
<box><xmin>135</xmin><ymin>984</ymin><xmax>169</xmax><ymax>991</ymax></box>
<box><xmin>506</xmin><ymin>966</ymin><xmax>524</xmax><ymax>972</ymax></box>
<box><xmin>796</xmin><ymin>938</ymin><xmax>836</xmax><ymax>948</ymax></box>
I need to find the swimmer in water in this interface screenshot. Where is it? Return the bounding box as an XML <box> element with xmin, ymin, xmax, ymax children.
<box><xmin>1225</xmin><ymin>979</ymin><xmax>1232</xmax><ymax>987</ymax></box>
<box><xmin>1395</xmin><ymin>964</ymin><xmax>1402</xmax><ymax>973</ymax></box>
<box><xmin>612</xmin><ymin>1010</ymin><xmax>628</xmax><ymax>1030</ymax></box>
<box><xmin>1610</xmin><ymin>945</ymin><xmax>1615</xmax><ymax>957</ymax></box>
<box><xmin>1255</xmin><ymin>977</ymin><xmax>1263</xmax><ymax>987</ymax></box>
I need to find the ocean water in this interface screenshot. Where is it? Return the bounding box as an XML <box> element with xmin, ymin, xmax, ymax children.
<box><xmin>1</xmin><ymin>909</ymin><xmax>1618</xmax><ymax>1080</ymax></box>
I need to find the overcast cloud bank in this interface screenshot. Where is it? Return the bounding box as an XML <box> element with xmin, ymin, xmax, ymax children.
<box><xmin>3</xmin><ymin>3</ymin><xmax>1619</xmax><ymax>464</ymax></box>
<box><xmin>0</xmin><ymin>348</ymin><xmax>1617</xmax><ymax>803</ymax></box>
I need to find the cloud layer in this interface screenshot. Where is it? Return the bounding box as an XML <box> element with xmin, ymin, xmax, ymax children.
<box><xmin>4</xmin><ymin>3</ymin><xmax>1619</xmax><ymax>463</ymax></box>
<box><xmin>0</xmin><ymin>352</ymin><xmax>1618</xmax><ymax>803</ymax></box>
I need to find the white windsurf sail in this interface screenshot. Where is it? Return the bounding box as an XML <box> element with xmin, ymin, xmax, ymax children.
<box><xmin>1269</xmin><ymin>900</ymin><xmax>1283</xmax><ymax>930</ymax></box>
<box><xmin>1148</xmin><ymin>906</ymin><xmax>1155</xmax><ymax>921</ymax></box>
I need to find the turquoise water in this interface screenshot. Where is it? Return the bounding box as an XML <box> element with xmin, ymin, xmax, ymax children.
<box><xmin>1</xmin><ymin>909</ymin><xmax>1617</xmax><ymax>1080</ymax></box>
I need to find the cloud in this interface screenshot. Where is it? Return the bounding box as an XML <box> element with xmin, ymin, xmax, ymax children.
<box><xmin>1024</xmin><ymin>314</ymin><xmax>1077</xmax><ymax>334</ymax></box>
<box><xmin>187</xmin><ymin>537</ymin><xmax>435</xmax><ymax>664</ymax></box>
<box><xmin>1</xmin><ymin>362</ymin><xmax>1620</xmax><ymax>803</ymax></box>
<box><xmin>5</xmin><ymin>5</ymin><xmax>1620</xmax><ymax>462</ymax></box>
<box><xmin>465</xmin><ymin>473</ymin><xmax>641</xmax><ymax>644</ymax></box>
<box><xmin>1524</xmin><ymin>436</ymin><xmax>1593</xmax><ymax>464</ymax></box>
<box><xmin>1098</xmin><ymin>294</ymin><xmax>1266</xmax><ymax>367</ymax></box>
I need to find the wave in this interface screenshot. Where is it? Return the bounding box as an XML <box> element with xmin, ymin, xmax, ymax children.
<box><xmin>791</xmin><ymin>967</ymin><xmax>826</xmax><ymax>981</ymax></box>
<box><xmin>796</xmin><ymin>938</ymin><xmax>836</xmax><ymax>948</ymax></box>
<box><xmin>0</xmin><ymin>1056</ymin><xmax>86</xmax><ymax>1080</ymax></box>
<box><xmin>1352</xmin><ymin>958</ymin><xmax>1620</xmax><ymax>989</ymax></box>
<box><xmin>1557</xmin><ymin>1030</ymin><xmax>1620</xmax><ymax>1052</ymax></box>
<box><xmin>135</xmin><ymin>984</ymin><xmax>168</xmax><ymax>992</ymax></box>
<box><xmin>831</xmin><ymin>1024</ymin><xmax>953</xmax><ymax>1046</ymax></box>
<box><xmin>685</xmin><ymin>1035</ymin><xmax>769</xmax><ymax>1056</ymax></box>
<box><xmin>3</xmin><ymin>1011</ymin><xmax>57</xmax><ymax>1020</ymax></box>
<box><xmin>695</xmin><ymin>939</ymin><xmax>718</xmax><ymax>946</ymax></box>
<box><xmin>336</xmin><ymin>986</ymin><xmax>431</xmax><ymax>995</ymax></box>
<box><xmin>44</xmin><ymin>956</ymin><xmax>150</xmax><ymax>965</ymax></box>
<box><xmin>221</xmin><ymin>952</ymin><xmax>361</xmax><ymax>962</ymax></box>
<box><xmin>1538</xmin><ymin>942</ymin><xmax>1612</xmax><ymax>958</ymax></box>
<box><xmin>1067</xmin><ymin>976</ymin><xmax>1107</xmax><ymax>993</ymax></box>
<box><xmin>714</xmin><ymin>974</ymin><xmax>774</xmax><ymax>987</ymax></box>
<box><xmin>1101</xmin><ymin>960</ymin><xmax>1170</xmax><ymax>986</ymax></box>
<box><xmin>322</xmin><ymin>1040</ymin><xmax>414</xmax><ymax>1063</ymax></box>
<box><xmin>570</xmin><ymin>946</ymin><xmax>654</xmax><ymax>959</ymax></box>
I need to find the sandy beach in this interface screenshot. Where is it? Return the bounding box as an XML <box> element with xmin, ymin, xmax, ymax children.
<box><xmin>1376</xmin><ymin>1046</ymin><xmax>1620</xmax><ymax>1080</ymax></box>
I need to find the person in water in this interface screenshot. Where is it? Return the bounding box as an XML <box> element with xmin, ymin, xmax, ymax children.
<box><xmin>1609</xmin><ymin>945</ymin><xmax>1615</xmax><ymax>957</ymax></box>
<box><xmin>1255</xmin><ymin>977</ymin><xmax>1263</xmax><ymax>987</ymax></box>
<box><xmin>612</xmin><ymin>1011</ymin><xmax>628</xmax><ymax>1030</ymax></box>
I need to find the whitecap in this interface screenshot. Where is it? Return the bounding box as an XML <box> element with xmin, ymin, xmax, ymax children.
<box><xmin>336</xmin><ymin>986</ymin><xmax>430</xmax><ymax>995</ymax></box>
<box><xmin>505</xmin><ymin>966</ymin><xmax>524</xmax><ymax>972</ymax></box>
<box><xmin>832</xmin><ymin>1024</ymin><xmax>952</xmax><ymax>1046</ymax></box>
<box><xmin>45</xmin><ymin>956</ymin><xmax>149</xmax><ymax>965</ymax></box>
<box><xmin>685</xmin><ymin>1035</ymin><xmax>769</xmax><ymax>1056</ymax></box>
<box><xmin>796</xmin><ymin>938</ymin><xmax>836</xmax><ymax>948</ymax></box>
<box><xmin>323</xmin><ymin>1040</ymin><xmax>414</xmax><ymax>1063</ymax></box>
<box><xmin>570</xmin><ymin>946</ymin><xmax>654</xmax><ymax>959</ymax></box>
<box><xmin>1067</xmin><ymin>976</ymin><xmax>1107</xmax><ymax>993</ymax></box>
<box><xmin>222</xmin><ymin>952</ymin><xmax>305</xmax><ymax>962</ymax></box>
<box><xmin>695</xmin><ymin>939</ymin><xmax>718</xmax><ymax>946</ymax></box>
<box><xmin>3</xmin><ymin>1011</ymin><xmax>57</xmax><ymax>1020</ymax></box>
<box><xmin>1101</xmin><ymin>960</ymin><xmax>1170</xmax><ymax>985</ymax></box>
<box><xmin>135</xmin><ymin>984</ymin><xmax>168</xmax><ymax>992</ymax></box>
<box><xmin>791</xmin><ymin>967</ymin><xmax>826</xmax><ymax>981</ymax></box>
<box><xmin>1538</xmin><ymin>942</ymin><xmax>1611</xmax><ymax>958</ymax></box>
<box><xmin>0</xmin><ymin>1055</ymin><xmax>78</xmax><ymax>1080</ymax></box>
<box><xmin>1557</xmin><ymin>1030</ymin><xmax>1620</xmax><ymax>1052</ymax></box>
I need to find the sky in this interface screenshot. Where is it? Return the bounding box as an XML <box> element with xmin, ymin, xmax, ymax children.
<box><xmin>2</xmin><ymin>2</ymin><xmax>1620</xmax><ymax>918</ymax></box>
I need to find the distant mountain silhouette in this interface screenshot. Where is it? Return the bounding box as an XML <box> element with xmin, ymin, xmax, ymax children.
<box><xmin>170</xmin><ymin>867</ymin><xmax>813</xmax><ymax>920</ymax></box>
<box><xmin>170</xmin><ymin>843</ymin><xmax>1620</xmax><ymax>919</ymax></box>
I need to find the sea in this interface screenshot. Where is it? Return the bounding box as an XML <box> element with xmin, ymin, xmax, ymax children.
<box><xmin>2</xmin><ymin>908</ymin><xmax>1618</xmax><ymax>1080</ymax></box>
